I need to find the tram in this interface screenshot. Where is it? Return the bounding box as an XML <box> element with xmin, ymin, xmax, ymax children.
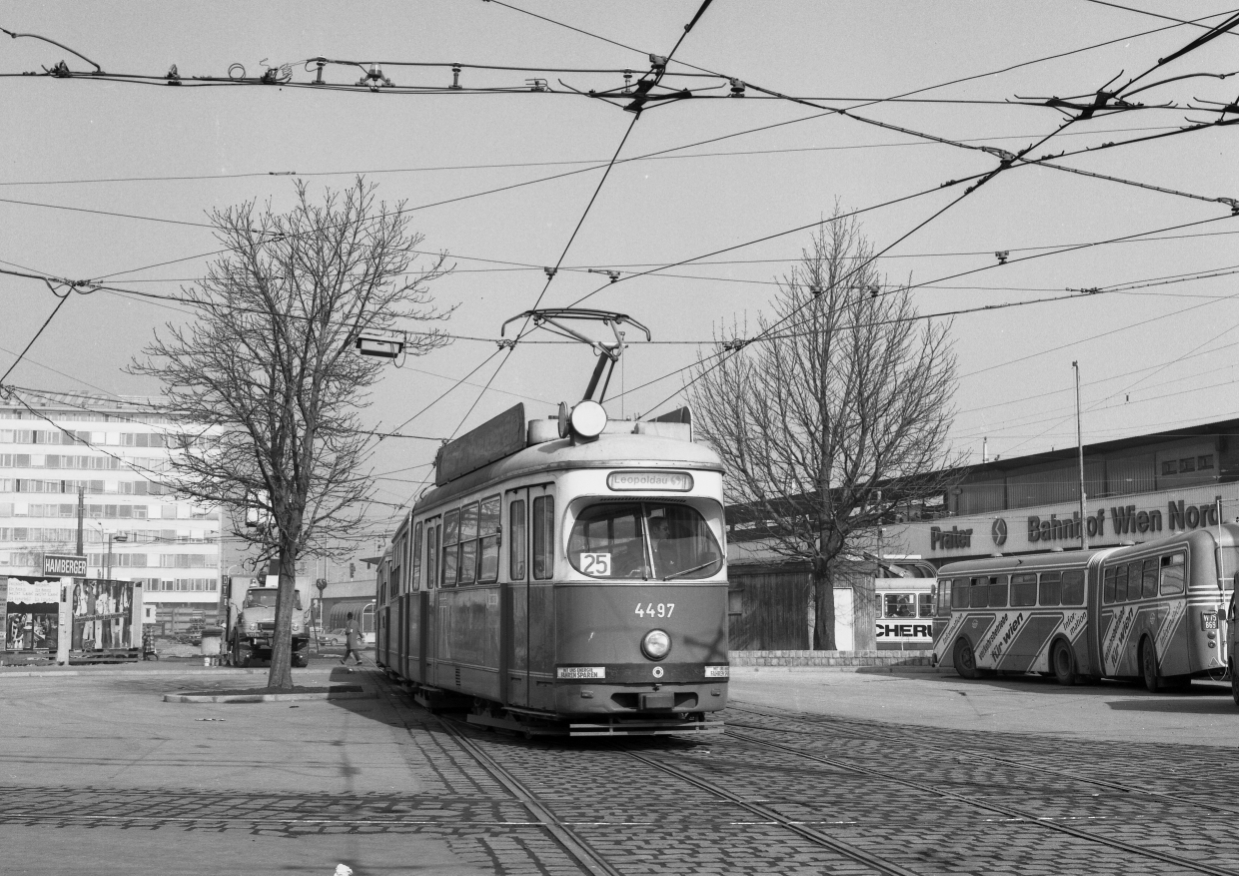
<box><xmin>933</xmin><ymin>526</ymin><xmax>1235</xmax><ymax>691</ymax></box>
<box><xmin>375</xmin><ymin>399</ymin><xmax>730</xmax><ymax>736</ymax></box>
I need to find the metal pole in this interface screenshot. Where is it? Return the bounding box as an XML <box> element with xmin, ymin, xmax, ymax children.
<box><xmin>1073</xmin><ymin>361</ymin><xmax>1088</xmax><ymax>549</ymax></box>
<box><xmin>106</xmin><ymin>535</ymin><xmax>113</xmax><ymax>580</ymax></box>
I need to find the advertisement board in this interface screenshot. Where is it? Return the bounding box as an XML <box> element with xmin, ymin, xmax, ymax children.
<box><xmin>71</xmin><ymin>579</ymin><xmax>138</xmax><ymax>651</ymax></box>
<box><xmin>4</xmin><ymin>576</ymin><xmax>61</xmax><ymax>652</ymax></box>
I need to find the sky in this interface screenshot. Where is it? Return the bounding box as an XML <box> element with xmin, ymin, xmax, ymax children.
<box><xmin>3</xmin><ymin>1</ymin><xmax>1239</xmax><ymax>545</ymax></box>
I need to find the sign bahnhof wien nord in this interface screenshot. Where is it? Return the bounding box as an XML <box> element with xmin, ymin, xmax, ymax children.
<box><xmin>892</xmin><ymin>481</ymin><xmax>1239</xmax><ymax>566</ymax></box>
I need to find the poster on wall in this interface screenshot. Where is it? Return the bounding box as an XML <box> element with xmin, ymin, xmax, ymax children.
<box><xmin>5</xmin><ymin>576</ymin><xmax>61</xmax><ymax>652</ymax></box>
<box><xmin>71</xmin><ymin>579</ymin><xmax>136</xmax><ymax>651</ymax></box>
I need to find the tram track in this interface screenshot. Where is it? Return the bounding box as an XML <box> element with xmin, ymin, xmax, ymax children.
<box><xmin>376</xmin><ymin>671</ymin><xmax>919</xmax><ymax>876</ymax></box>
<box><xmin>722</xmin><ymin>705</ymin><xmax>1239</xmax><ymax>876</ymax></box>
<box><xmin>728</xmin><ymin>702</ymin><xmax>1239</xmax><ymax>817</ymax></box>
<box><xmin>378</xmin><ymin>671</ymin><xmax>1239</xmax><ymax>876</ymax></box>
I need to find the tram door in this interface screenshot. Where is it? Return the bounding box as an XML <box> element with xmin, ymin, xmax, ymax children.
<box><xmin>504</xmin><ymin>489</ymin><xmax>531</xmax><ymax>707</ymax></box>
<box><xmin>503</xmin><ymin>483</ymin><xmax>555</xmax><ymax>708</ymax></box>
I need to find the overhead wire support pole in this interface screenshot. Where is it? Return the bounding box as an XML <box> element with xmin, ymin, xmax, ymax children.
<box><xmin>1074</xmin><ymin>361</ymin><xmax>1088</xmax><ymax>550</ymax></box>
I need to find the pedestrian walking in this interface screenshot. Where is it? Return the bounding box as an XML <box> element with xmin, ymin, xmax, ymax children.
<box><xmin>341</xmin><ymin>612</ymin><xmax>364</xmax><ymax>666</ymax></box>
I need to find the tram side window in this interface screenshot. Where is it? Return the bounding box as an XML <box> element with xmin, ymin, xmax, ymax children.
<box><xmin>1039</xmin><ymin>572</ymin><xmax>1061</xmax><ymax>607</ymax></box>
<box><xmin>918</xmin><ymin>592</ymin><xmax>933</xmax><ymax>618</ymax></box>
<box><xmin>442</xmin><ymin>509</ymin><xmax>459</xmax><ymax>587</ymax></box>
<box><xmin>1113</xmin><ymin>564</ymin><xmax>1128</xmax><ymax>602</ymax></box>
<box><xmin>988</xmin><ymin>575</ymin><xmax>1008</xmax><ymax>607</ymax></box>
<box><xmin>1126</xmin><ymin>561</ymin><xmax>1143</xmax><ymax>602</ymax></box>
<box><xmin>412</xmin><ymin>522</ymin><xmax>423</xmax><ymax>591</ymax></box>
<box><xmin>1061</xmin><ymin>570</ymin><xmax>1085</xmax><ymax>605</ymax></box>
<box><xmin>532</xmin><ymin>495</ymin><xmax>554</xmax><ymax>580</ymax></box>
<box><xmin>1160</xmin><ymin>553</ymin><xmax>1186</xmax><ymax>596</ymax></box>
<box><xmin>1141</xmin><ymin>558</ymin><xmax>1158</xmax><ymax>600</ymax></box>
<box><xmin>950</xmin><ymin>578</ymin><xmax>969</xmax><ymax>609</ymax></box>
<box><xmin>478</xmin><ymin>496</ymin><xmax>501</xmax><ymax>582</ymax></box>
<box><xmin>969</xmin><ymin>578</ymin><xmax>989</xmax><ymax>608</ymax></box>
<box><xmin>458</xmin><ymin>501</ymin><xmax>479</xmax><ymax>586</ymax></box>
<box><xmin>392</xmin><ymin>532</ymin><xmax>404</xmax><ymax>599</ymax></box>
<box><xmin>509</xmin><ymin>499</ymin><xmax>527</xmax><ymax>580</ymax></box>
<box><xmin>1103</xmin><ymin>566</ymin><xmax>1116</xmax><ymax>604</ymax></box>
<box><xmin>426</xmin><ymin>520</ymin><xmax>440</xmax><ymax>590</ymax></box>
<box><xmin>1011</xmin><ymin>573</ymin><xmax>1038</xmax><ymax>606</ymax></box>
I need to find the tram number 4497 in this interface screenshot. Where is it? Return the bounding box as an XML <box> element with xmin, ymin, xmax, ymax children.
<box><xmin>635</xmin><ymin>602</ymin><xmax>675</xmax><ymax>618</ymax></box>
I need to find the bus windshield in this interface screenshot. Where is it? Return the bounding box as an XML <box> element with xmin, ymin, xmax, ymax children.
<box><xmin>570</xmin><ymin>502</ymin><xmax>723</xmax><ymax>580</ymax></box>
<box><xmin>243</xmin><ymin>589</ymin><xmax>303</xmax><ymax>610</ymax></box>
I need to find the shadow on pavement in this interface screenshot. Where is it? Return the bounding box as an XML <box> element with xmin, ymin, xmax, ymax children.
<box><xmin>1106</xmin><ymin>694</ymin><xmax>1237</xmax><ymax>714</ymax></box>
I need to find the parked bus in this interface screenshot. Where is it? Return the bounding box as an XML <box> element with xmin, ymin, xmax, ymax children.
<box><xmin>874</xmin><ymin>578</ymin><xmax>934</xmax><ymax>650</ymax></box>
<box><xmin>934</xmin><ymin>527</ymin><xmax>1234</xmax><ymax>692</ymax></box>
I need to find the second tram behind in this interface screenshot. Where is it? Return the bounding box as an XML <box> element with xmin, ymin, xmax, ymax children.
<box><xmin>375</xmin><ymin>400</ymin><xmax>729</xmax><ymax>735</ymax></box>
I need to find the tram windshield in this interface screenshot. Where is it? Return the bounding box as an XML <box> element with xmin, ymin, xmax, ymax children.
<box><xmin>569</xmin><ymin>502</ymin><xmax>723</xmax><ymax>580</ymax></box>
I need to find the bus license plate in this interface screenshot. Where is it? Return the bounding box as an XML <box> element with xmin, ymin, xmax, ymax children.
<box><xmin>1202</xmin><ymin>613</ymin><xmax>1218</xmax><ymax>631</ymax></box>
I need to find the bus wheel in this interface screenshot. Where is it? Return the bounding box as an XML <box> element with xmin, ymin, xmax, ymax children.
<box><xmin>953</xmin><ymin>638</ymin><xmax>979</xmax><ymax>680</ymax></box>
<box><xmin>1140</xmin><ymin>638</ymin><xmax>1159</xmax><ymax>693</ymax></box>
<box><xmin>1052</xmin><ymin>642</ymin><xmax>1077</xmax><ymax>686</ymax></box>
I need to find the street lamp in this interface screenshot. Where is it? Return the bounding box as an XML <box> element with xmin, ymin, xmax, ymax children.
<box><xmin>105</xmin><ymin>532</ymin><xmax>128</xmax><ymax>580</ymax></box>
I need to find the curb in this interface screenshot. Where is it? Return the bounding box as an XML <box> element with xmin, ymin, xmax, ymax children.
<box><xmin>730</xmin><ymin>664</ymin><xmax>947</xmax><ymax>675</ymax></box>
<box><xmin>0</xmin><ymin>666</ymin><xmax>346</xmax><ymax>679</ymax></box>
<box><xmin>163</xmin><ymin>687</ymin><xmax>376</xmax><ymax>703</ymax></box>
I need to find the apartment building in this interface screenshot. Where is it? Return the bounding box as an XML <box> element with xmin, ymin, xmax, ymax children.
<box><xmin>0</xmin><ymin>394</ymin><xmax>220</xmax><ymax>615</ymax></box>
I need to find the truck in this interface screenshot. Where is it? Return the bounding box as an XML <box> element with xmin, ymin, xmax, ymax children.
<box><xmin>224</xmin><ymin>576</ymin><xmax>312</xmax><ymax>668</ymax></box>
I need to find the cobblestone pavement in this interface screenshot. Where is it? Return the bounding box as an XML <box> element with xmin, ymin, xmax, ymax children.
<box><xmin>3</xmin><ymin>668</ymin><xmax>1239</xmax><ymax>875</ymax></box>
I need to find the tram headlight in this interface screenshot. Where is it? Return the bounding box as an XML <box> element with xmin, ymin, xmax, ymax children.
<box><xmin>641</xmin><ymin>629</ymin><xmax>671</xmax><ymax>661</ymax></box>
<box><xmin>569</xmin><ymin>400</ymin><xmax>607</xmax><ymax>439</ymax></box>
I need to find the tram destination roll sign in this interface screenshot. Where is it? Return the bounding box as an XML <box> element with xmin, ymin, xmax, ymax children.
<box><xmin>43</xmin><ymin>554</ymin><xmax>88</xmax><ymax>578</ymax></box>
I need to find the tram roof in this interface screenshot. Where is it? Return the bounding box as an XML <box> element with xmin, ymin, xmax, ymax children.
<box><xmin>412</xmin><ymin>430</ymin><xmax>725</xmax><ymax>514</ymax></box>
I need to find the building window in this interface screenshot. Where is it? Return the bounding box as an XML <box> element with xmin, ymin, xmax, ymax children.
<box><xmin>1199</xmin><ymin>455</ymin><xmax>1215</xmax><ymax>470</ymax></box>
<box><xmin>1179</xmin><ymin>458</ymin><xmax>1196</xmax><ymax>473</ymax></box>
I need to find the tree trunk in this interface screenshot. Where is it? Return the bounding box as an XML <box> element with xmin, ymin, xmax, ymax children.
<box><xmin>811</xmin><ymin>559</ymin><xmax>836</xmax><ymax>650</ymax></box>
<box><xmin>267</xmin><ymin>547</ymin><xmax>297</xmax><ymax>690</ymax></box>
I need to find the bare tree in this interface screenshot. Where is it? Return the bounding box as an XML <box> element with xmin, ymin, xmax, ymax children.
<box><xmin>688</xmin><ymin>207</ymin><xmax>961</xmax><ymax>649</ymax></box>
<box><xmin>132</xmin><ymin>178</ymin><xmax>451</xmax><ymax>688</ymax></box>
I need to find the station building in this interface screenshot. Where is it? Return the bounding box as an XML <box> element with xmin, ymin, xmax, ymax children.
<box><xmin>888</xmin><ymin>416</ymin><xmax>1239</xmax><ymax>569</ymax></box>
<box><xmin>723</xmin><ymin>416</ymin><xmax>1239</xmax><ymax>651</ymax></box>
<box><xmin>0</xmin><ymin>394</ymin><xmax>221</xmax><ymax>619</ymax></box>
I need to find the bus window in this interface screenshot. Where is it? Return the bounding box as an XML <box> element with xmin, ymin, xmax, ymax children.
<box><xmin>1011</xmin><ymin>573</ymin><xmax>1038</xmax><ymax>606</ymax></box>
<box><xmin>885</xmin><ymin>594</ymin><xmax>915</xmax><ymax>618</ymax></box>
<box><xmin>1141</xmin><ymin>558</ymin><xmax>1158</xmax><ymax>599</ymax></box>
<box><xmin>1126</xmin><ymin>562</ymin><xmax>1143</xmax><ymax>602</ymax></box>
<box><xmin>1102</xmin><ymin>566</ymin><xmax>1116</xmax><ymax>604</ymax></box>
<box><xmin>918</xmin><ymin>592</ymin><xmax>933</xmax><ymax>618</ymax></box>
<box><xmin>1114</xmin><ymin>564</ymin><xmax>1128</xmax><ymax>602</ymax></box>
<box><xmin>1160</xmin><ymin>553</ymin><xmax>1186</xmax><ymax>596</ymax></box>
<box><xmin>951</xmin><ymin>578</ymin><xmax>969</xmax><ymax>609</ymax></box>
<box><xmin>969</xmin><ymin>578</ymin><xmax>989</xmax><ymax>608</ymax></box>
<box><xmin>1039</xmin><ymin>572</ymin><xmax>1061</xmax><ymax>607</ymax></box>
<box><xmin>938</xmin><ymin>579</ymin><xmax>953</xmax><ymax>613</ymax></box>
<box><xmin>1061</xmin><ymin>570</ymin><xmax>1084</xmax><ymax>605</ymax></box>
<box><xmin>988</xmin><ymin>576</ymin><xmax>1008</xmax><ymax>608</ymax></box>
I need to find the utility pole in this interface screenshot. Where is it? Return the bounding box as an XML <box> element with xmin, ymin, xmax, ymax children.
<box><xmin>1073</xmin><ymin>361</ymin><xmax>1088</xmax><ymax>549</ymax></box>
